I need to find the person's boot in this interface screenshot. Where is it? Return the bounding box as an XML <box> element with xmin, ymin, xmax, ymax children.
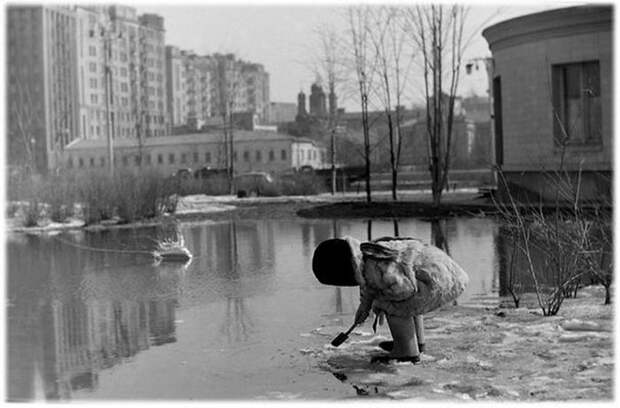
<box><xmin>378</xmin><ymin>340</ymin><xmax>425</xmax><ymax>353</ymax></box>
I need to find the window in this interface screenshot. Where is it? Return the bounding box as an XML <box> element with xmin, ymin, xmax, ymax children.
<box><xmin>552</xmin><ymin>61</ymin><xmax>601</xmax><ymax>146</ymax></box>
<box><xmin>169</xmin><ymin>153</ymin><xmax>175</xmax><ymax>164</ymax></box>
<box><xmin>181</xmin><ymin>153</ymin><xmax>187</xmax><ymax>163</ymax></box>
<box><xmin>90</xmin><ymin>157</ymin><xmax>95</xmax><ymax>167</ymax></box>
<box><xmin>89</xmin><ymin>62</ymin><xmax>97</xmax><ymax>72</ymax></box>
<box><xmin>256</xmin><ymin>150</ymin><xmax>262</xmax><ymax>162</ymax></box>
<box><xmin>89</xmin><ymin>78</ymin><xmax>97</xmax><ymax>88</ymax></box>
<box><xmin>193</xmin><ymin>152</ymin><xmax>199</xmax><ymax>163</ymax></box>
<box><xmin>121</xmin><ymin>83</ymin><xmax>128</xmax><ymax>92</ymax></box>
<box><xmin>269</xmin><ymin>150</ymin><xmax>275</xmax><ymax>161</ymax></box>
<box><xmin>146</xmin><ymin>154</ymin><xmax>151</xmax><ymax>165</ymax></box>
<box><xmin>233</xmin><ymin>151</ymin><xmax>238</xmax><ymax>162</ymax></box>
<box><xmin>90</xmin><ymin>94</ymin><xmax>98</xmax><ymax>104</ymax></box>
<box><xmin>158</xmin><ymin>154</ymin><xmax>163</xmax><ymax>164</ymax></box>
<box><xmin>281</xmin><ymin>149</ymin><xmax>287</xmax><ymax>161</ymax></box>
<box><xmin>121</xmin><ymin>67</ymin><xmax>127</xmax><ymax>77</ymax></box>
<box><xmin>135</xmin><ymin>155</ymin><xmax>141</xmax><ymax>166</ymax></box>
<box><xmin>78</xmin><ymin>157</ymin><xmax>84</xmax><ymax>168</ymax></box>
<box><xmin>67</xmin><ymin>157</ymin><xmax>73</xmax><ymax>168</ymax></box>
<box><xmin>205</xmin><ymin>152</ymin><xmax>211</xmax><ymax>163</ymax></box>
<box><xmin>88</xmin><ymin>46</ymin><xmax>96</xmax><ymax>56</ymax></box>
<box><xmin>100</xmin><ymin>157</ymin><xmax>105</xmax><ymax>167</ymax></box>
<box><xmin>243</xmin><ymin>151</ymin><xmax>250</xmax><ymax>162</ymax></box>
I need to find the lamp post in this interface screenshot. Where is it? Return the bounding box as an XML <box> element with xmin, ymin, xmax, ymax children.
<box><xmin>91</xmin><ymin>15</ymin><xmax>122</xmax><ymax>176</ymax></box>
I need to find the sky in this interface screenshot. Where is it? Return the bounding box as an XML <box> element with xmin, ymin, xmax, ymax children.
<box><xmin>136</xmin><ymin>1</ymin><xmax>577</xmax><ymax>110</ymax></box>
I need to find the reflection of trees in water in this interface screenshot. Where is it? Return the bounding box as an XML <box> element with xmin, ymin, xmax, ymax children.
<box><xmin>431</xmin><ymin>218</ymin><xmax>450</xmax><ymax>254</ymax></box>
<box><xmin>7</xmin><ymin>235</ymin><xmax>186</xmax><ymax>401</ymax></box>
<box><xmin>217</xmin><ymin>221</ymin><xmax>256</xmax><ymax>344</ymax></box>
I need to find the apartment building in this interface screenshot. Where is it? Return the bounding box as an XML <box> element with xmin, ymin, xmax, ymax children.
<box><xmin>7</xmin><ymin>5</ymin><xmax>80</xmax><ymax>173</ymax></box>
<box><xmin>138</xmin><ymin>13</ymin><xmax>167</xmax><ymax>138</ymax></box>
<box><xmin>165</xmin><ymin>46</ymin><xmax>186</xmax><ymax>127</ymax></box>
<box><xmin>165</xmin><ymin>51</ymin><xmax>271</xmax><ymax>129</ymax></box>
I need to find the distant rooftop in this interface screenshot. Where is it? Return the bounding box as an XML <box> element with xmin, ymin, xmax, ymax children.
<box><xmin>66</xmin><ymin>130</ymin><xmax>321</xmax><ymax>150</ymax></box>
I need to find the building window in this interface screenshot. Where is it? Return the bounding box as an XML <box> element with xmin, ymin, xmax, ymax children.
<box><xmin>281</xmin><ymin>149</ymin><xmax>287</xmax><ymax>161</ymax></box>
<box><xmin>90</xmin><ymin>157</ymin><xmax>95</xmax><ymax>167</ymax></box>
<box><xmin>269</xmin><ymin>150</ymin><xmax>275</xmax><ymax>161</ymax></box>
<box><xmin>158</xmin><ymin>154</ymin><xmax>163</xmax><ymax>164</ymax></box>
<box><xmin>552</xmin><ymin>61</ymin><xmax>601</xmax><ymax>146</ymax></box>
<box><xmin>88</xmin><ymin>45</ymin><xmax>96</xmax><ymax>56</ymax></box>
<box><xmin>135</xmin><ymin>155</ymin><xmax>141</xmax><ymax>166</ymax></box>
<box><xmin>90</xmin><ymin>94</ymin><xmax>98</xmax><ymax>104</ymax></box>
<box><xmin>121</xmin><ymin>67</ymin><xmax>127</xmax><ymax>77</ymax></box>
<box><xmin>233</xmin><ymin>151</ymin><xmax>238</xmax><ymax>162</ymax></box>
<box><xmin>67</xmin><ymin>157</ymin><xmax>73</xmax><ymax>168</ymax></box>
<box><xmin>243</xmin><ymin>151</ymin><xmax>250</xmax><ymax>162</ymax></box>
<box><xmin>78</xmin><ymin>157</ymin><xmax>84</xmax><ymax>168</ymax></box>
<box><xmin>169</xmin><ymin>153</ymin><xmax>175</xmax><ymax>164</ymax></box>
<box><xmin>256</xmin><ymin>150</ymin><xmax>262</xmax><ymax>162</ymax></box>
<box><xmin>205</xmin><ymin>152</ymin><xmax>211</xmax><ymax>163</ymax></box>
<box><xmin>181</xmin><ymin>153</ymin><xmax>187</xmax><ymax>163</ymax></box>
<box><xmin>100</xmin><ymin>157</ymin><xmax>105</xmax><ymax>167</ymax></box>
<box><xmin>89</xmin><ymin>62</ymin><xmax>97</xmax><ymax>72</ymax></box>
<box><xmin>193</xmin><ymin>152</ymin><xmax>199</xmax><ymax>163</ymax></box>
<box><xmin>146</xmin><ymin>154</ymin><xmax>151</xmax><ymax>165</ymax></box>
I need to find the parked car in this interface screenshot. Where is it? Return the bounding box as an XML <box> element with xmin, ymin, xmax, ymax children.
<box><xmin>173</xmin><ymin>168</ymin><xmax>193</xmax><ymax>180</ymax></box>
<box><xmin>194</xmin><ymin>166</ymin><xmax>227</xmax><ymax>179</ymax></box>
<box><xmin>234</xmin><ymin>172</ymin><xmax>274</xmax><ymax>198</ymax></box>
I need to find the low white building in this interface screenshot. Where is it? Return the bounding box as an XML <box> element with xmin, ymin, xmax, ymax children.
<box><xmin>62</xmin><ymin>130</ymin><xmax>328</xmax><ymax>175</ymax></box>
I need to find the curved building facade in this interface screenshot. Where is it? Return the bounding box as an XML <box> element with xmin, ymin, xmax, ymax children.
<box><xmin>483</xmin><ymin>6</ymin><xmax>612</xmax><ymax>201</ymax></box>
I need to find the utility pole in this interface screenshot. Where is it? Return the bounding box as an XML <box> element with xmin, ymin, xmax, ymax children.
<box><xmin>94</xmin><ymin>13</ymin><xmax>121</xmax><ymax>176</ymax></box>
<box><xmin>103</xmin><ymin>34</ymin><xmax>114</xmax><ymax>176</ymax></box>
<box><xmin>228</xmin><ymin>99</ymin><xmax>235</xmax><ymax>195</ymax></box>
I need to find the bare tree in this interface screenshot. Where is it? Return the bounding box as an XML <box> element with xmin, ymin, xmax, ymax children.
<box><xmin>346</xmin><ymin>6</ymin><xmax>378</xmax><ymax>203</ymax></box>
<box><xmin>311</xmin><ymin>24</ymin><xmax>347</xmax><ymax>194</ymax></box>
<box><xmin>406</xmin><ymin>5</ymin><xmax>467</xmax><ymax>207</ymax></box>
<box><xmin>9</xmin><ymin>80</ymin><xmax>40</xmax><ymax>173</ymax></box>
<box><xmin>368</xmin><ymin>7</ymin><xmax>414</xmax><ymax>200</ymax></box>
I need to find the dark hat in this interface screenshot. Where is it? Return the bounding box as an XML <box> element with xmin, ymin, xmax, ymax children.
<box><xmin>312</xmin><ymin>238</ymin><xmax>359</xmax><ymax>287</ymax></box>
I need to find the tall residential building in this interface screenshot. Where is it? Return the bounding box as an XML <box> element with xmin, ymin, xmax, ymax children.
<box><xmin>242</xmin><ymin>63</ymin><xmax>270</xmax><ymax>121</ymax></box>
<box><xmin>165</xmin><ymin>51</ymin><xmax>270</xmax><ymax>129</ymax></box>
<box><xmin>183</xmin><ymin>52</ymin><xmax>211</xmax><ymax>129</ymax></box>
<box><xmin>138</xmin><ymin>13</ymin><xmax>167</xmax><ymax>138</ymax></box>
<box><xmin>75</xmin><ymin>6</ymin><xmax>167</xmax><ymax>146</ymax></box>
<box><xmin>75</xmin><ymin>5</ymin><xmax>138</xmax><ymax>147</ymax></box>
<box><xmin>7</xmin><ymin>5</ymin><xmax>80</xmax><ymax>173</ymax></box>
<box><xmin>165</xmin><ymin>46</ymin><xmax>186</xmax><ymax>127</ymax></box>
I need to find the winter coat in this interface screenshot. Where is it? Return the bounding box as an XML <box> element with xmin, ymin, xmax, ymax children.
<box><xmin>345</xmin><ymin>236</ymin><xmax>469</xmax><ymax>323</ymax></box>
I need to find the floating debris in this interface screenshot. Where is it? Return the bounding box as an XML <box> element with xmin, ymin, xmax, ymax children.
<box><xmin>153</xmin><ymin>233</ymin><xmax>192</xmax><ymax>263</ymax></box>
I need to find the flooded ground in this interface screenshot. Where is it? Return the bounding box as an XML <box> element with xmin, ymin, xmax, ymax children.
<box><xmin>6</xmin><ymin>214</ymin><xmax>610</xmax><ymax>401</ymax></box>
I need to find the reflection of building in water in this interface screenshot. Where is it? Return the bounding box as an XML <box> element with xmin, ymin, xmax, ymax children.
<box><xmin>41</xmin><ymin>297</ymin><xmax>178</xmax><ymax>399</ymax></box>
<box><xmin>182</xmin><ymin>221</ymin><xmax>275</xmax><ymax>280</ymax></box>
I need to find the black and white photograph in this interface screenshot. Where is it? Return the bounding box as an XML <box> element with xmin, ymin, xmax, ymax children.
<box><xmin>3</xmin><ymin>0</ymin><xmax>615</xmax><ymax>402</ymax></box>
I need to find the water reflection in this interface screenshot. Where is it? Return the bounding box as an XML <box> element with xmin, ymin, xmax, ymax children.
<box><xmin>7</xmin><ymin>233</ymin><xmax>187</xmax><ymax>401</ymax></box>
<box><xmin>8</xmin><ymin>216</ymin><xmax>511</xmax><ymax>400</ymax></box>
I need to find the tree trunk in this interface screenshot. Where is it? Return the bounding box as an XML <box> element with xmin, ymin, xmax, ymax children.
<box><xmin>604</xmin><ymin>285</ymin><xmax>611</xmax><ymax>305</ymax></box>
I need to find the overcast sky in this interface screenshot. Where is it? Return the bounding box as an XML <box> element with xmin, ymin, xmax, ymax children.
<box><xmin>137</xmin><ymin>1</ymin><xmax>577</xmax><ymax>110</ymax></box>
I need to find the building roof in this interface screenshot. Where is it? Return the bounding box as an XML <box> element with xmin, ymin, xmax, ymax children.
<box><xmin>65</xmin><ymin>130</ymin><xmax>322</xmax><ymax>151</ymax></box>
<box><xmin>483</xmin><ymin>6</ymin><xmax>612</xmax><ymax>52</ymax></box>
